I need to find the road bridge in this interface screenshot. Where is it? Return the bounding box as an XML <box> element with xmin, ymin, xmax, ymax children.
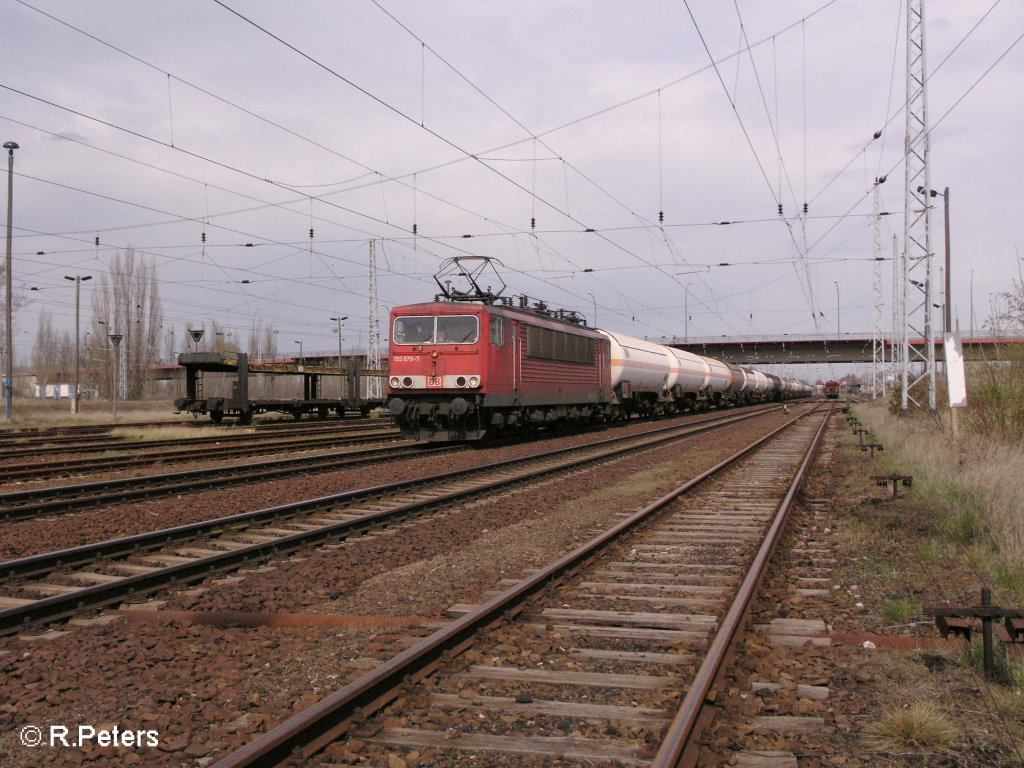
<box><xmin>667</xmin><ymin>334</ymin><xmax>1023</xmax><ymax>365</ymax></box>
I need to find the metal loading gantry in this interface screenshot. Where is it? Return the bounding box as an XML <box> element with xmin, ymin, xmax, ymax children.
<box><xmin>173</xmin><ymin>351</ymin><xmax>387</xmax><ymax>423</ymax></box>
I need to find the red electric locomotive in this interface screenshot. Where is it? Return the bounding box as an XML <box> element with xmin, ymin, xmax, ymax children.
<box><xmin>387</xmin><ymin>297</ymin><xmax>611</xmax><ymax>441</ymax></box>
<box><xmin>387</xmin><ymin>257</ymin><xmax>612</xmax><ymax>440</ymax></box>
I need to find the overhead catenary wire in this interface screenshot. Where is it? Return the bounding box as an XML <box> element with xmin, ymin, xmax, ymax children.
<box><xmin>366</xmin><ymin>1</ymin><xmax>751</xmax><ymax>334</ymax></box>
<box><xmin>4</xmin><ymin>0</ymin><xmax>1011</xmax><ymax>348</ymax></box>
<box><xmin>0</xmin><ymin>0</ymin><xmax>880</xmax><ymax>360</ymax></box>
<box><xmin>213</xmin><ymin>0</ymin><xmax>708</xmax><ymax>334</ymax></box>
<box><xmin>807</xmin><ymin>22</ymin><xmax>1024</xmax><ymax>258</ymax></box>
<box><xmin>21</xmin><ymin>0</ymin><xmax>832</xmax><ymax>341</ymax></box>
<box><xmin>683</xmin><ymin>0</ymin><xmax>819</xmax><ymax>329</ymax></box>
<box><xmin>811</xmin><ymin>0</ymin><xmax>1005</xmax><ymax>207</ymax></box>
<box><xmin>13</xmin><ymin>0</ymin><xmax>690</xmax><ymax>337</ymax></box>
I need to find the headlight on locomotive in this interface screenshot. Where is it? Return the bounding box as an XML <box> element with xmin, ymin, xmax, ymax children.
<box><xmin>468</xmin><ymin>376</ymin><xmax>480</xmax><ymax>388</ymax></box>
<box><xmin>389</xmin><ymin>376</ymin><xmax>401</xmax><ymax>388</ymax></box>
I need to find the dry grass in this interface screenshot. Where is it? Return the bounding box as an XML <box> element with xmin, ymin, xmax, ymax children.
<box><xmin>963</xmin><ymin>353</ymin><xmax>1024</xmax><ymax>443</ymax></box>
<box><xmin>857</xmin><ymin>401</ymin><xmax>1024</xmax><ymax>599</ymax></box>
<box><xmin>865</xmin><ymin>700</ymin><xmax>958</xmax><ymax>751</ymax></box>
<box><xmin>109</xmin><ymin>425</ymin><xmax>238</xmax><ymax>441</ymax></box>
<box><xmin>1</xmin><ymin>398</ymin><xmax>178</xmax><ymax>427</ymax></box>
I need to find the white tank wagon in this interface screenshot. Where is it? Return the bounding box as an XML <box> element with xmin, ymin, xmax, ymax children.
<box><xmin>595</xmin><ymin>330</ymin><xmax>807</xmax><ymax>414</ymax></box>
<box><xmin>598</xmin><ymin>330</ymin><xmax>674</xmax><ymax>415</ymax></box>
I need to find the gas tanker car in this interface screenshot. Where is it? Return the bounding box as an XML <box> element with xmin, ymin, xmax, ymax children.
<box><xmin>386</xmin><ymin>261</ymin><xmax>810</xmax><ymax>441</ymax></box>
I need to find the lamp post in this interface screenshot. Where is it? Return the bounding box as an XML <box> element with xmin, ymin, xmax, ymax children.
<box><xmin>4</xmin><ymin>141</ymin><xmax>18</xmax><ymax>420</ymax></box>
<box><xmin>84</xmin><ymin>331</ymin><xmax>91</xmax><ymax>396</ymax></box>
<box><xmin>684</xmin><ymin>282</ymin><xmax>694</xmax><ymax>343</ymax></box>
<box><xmin>940</xmin><ymin>187</ymin><xmax>951</xmax><ymax>338</ymax></box>
<box><xmin>330</xmin><ymin>316</ymin><xmax>347</xmax><ymax>398</ymax></box>
<box><xmin>917</xmin><ymin>186</ymin><xmax>951</xmax><ymax>338</ymax></box>
<box><xmin>108</xmin><ymin>333</ymin><xmax>123</xmax><ymax>421</ymax></box>
<box><xmin>833</xmin><ymin>280</ymin><xmax>840</xmax><ymax>336</ymax></box>
<box><xmin>64</xmin><ymin>274</ymin><xmax>92</xmax><ymax>413</ymax></box>
<box><xmin>585</xmin><ymin>293</ymin><xmax>596</xmax><ymax>328</ymax></box>
<box><xmin>674</xmin><ymin>268</ymin><xmax>708</xmax><ymax>342</ymax></box>
<box><xmin>970</xmin><ymin>268</ymin><xmax>974</xmax><ymax>338</ymax></box>
<box><xmin>294</xmin><ymin>340</ymin><xmax>303</xmax><ymax>367</ymax></box>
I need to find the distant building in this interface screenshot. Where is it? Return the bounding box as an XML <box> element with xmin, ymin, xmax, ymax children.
<box><xmin>32</xmin><ymin>381</ymin><xmax>98</xmax><ymax>400</ymax></box>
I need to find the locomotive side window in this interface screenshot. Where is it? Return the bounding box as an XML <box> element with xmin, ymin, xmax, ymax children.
<box><xmin>490</xmin><ymin>316</ymin><xmax>503</xmax><ymax>346</ymax></box>
<box><xmin>526</xmin><ymin>325</ymin><xmax>595</xmax><ymax>365</ymax></box>
<box><xmin>394</xmin><ymin>314</ymin><xmax>479</xmax><ymax>345</ymax></box>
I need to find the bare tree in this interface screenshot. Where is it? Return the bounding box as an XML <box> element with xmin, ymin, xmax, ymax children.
<box><xmin>988</xmin><ymin>278</ymin><xmax>1024</xmax><ymax>334</ymax></box>
<box><xmin>91</xmin><ymin>249</ymin><xmax>164</xmax><ymax>399</ymax></box>
<box><xmin>31</xmin><ymin>308</ymin><xmax>73</xmax><ymax>394</ymax></box>
<box><xmin>256</xmin><ymin>322</ymin><xmax>280</xmax><ymax>396</ymax></box>
<box><xmin>1</xmin><ymin>264</ymin><xmax>27</xmax><ymax>387</ymax></box>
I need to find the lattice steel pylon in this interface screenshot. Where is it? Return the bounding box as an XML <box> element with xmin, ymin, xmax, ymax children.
<box><xmin>366</xmin><ymin>239</ymin><xmax>382</xmax><ymax>400</ymax></box>
<box><xmin>890</xmin><ymin>234</ymin><xmax>902</xmax><ymax>391</ymax></box>
<box><xmin>901</xmin><ymin>0</ymin><xmax>937</xmax><ymax>411</ymax></box>
<box><xmin>872</xmin><ymin>180</ymin><xmax>886</xmax><ymax>399</ymax></box>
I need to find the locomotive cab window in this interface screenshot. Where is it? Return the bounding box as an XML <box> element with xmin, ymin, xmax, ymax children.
<box><xmin>490</xmin><ymin>316</ymin><xmax>503</xmax><ymax>346</ymax></box>
<box><xmin>393</xmin><ymin>314</ymin><xmax>479</xmax><ymax>345</ymax></box>
<box><xmin>436</xmin><ymin>315</ymin><xmax>478</xmax><ymax>344</ymax></box>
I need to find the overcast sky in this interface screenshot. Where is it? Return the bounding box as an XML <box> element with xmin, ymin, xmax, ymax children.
<box><xmin>2</xmin><ymin>0</ymin><xmax>1021</xmax><ymax>372</ymax></box>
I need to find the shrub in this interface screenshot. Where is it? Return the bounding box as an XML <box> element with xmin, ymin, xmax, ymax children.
<box><xmin>866</xmin><ymin>700</ymin><xmax>957</xmax><ymax>749</ymax></box>
<box><xmin>883</xmin><ymin>598</ymin><xmax>922</xmax><ymax>624</ymax></box>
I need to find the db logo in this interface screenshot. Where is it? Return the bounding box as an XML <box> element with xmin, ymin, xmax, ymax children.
<box><xmin>426</xmin><ymin>376</ymin><xmax>442</xmax><ymax>388</ymax></box>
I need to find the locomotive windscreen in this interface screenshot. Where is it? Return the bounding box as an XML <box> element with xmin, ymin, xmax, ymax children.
<box><xmin>394</xmin><ymin>315</ymin><xmax>479</xmax><ymax>345</ymax></box>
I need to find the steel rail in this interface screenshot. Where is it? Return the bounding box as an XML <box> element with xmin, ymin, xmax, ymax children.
<box><xmin>0</xmin><ymin>405</ymin><xmax>775</xmax><ymax>519</ymax></box>
<box><xmin>0</xmin><ymin>421</ymin><xmax>396</xmax><ymax>459</ymax></box>
<box><xmin>0</xmin><ymin>429</ymin><xmax>402</xmax><ymax>482</ymax></box>
<box><xmin>0</xmin><ymin>443</ymin><xmax>449</xmax><ymax>521</ymax></box>
<box><xmin>209</xmin><ymin>404</ymin><xmax>828</xmax><ymax>768</ymax></box>
<box><xmin>651</xmin><ymin>405</ymin><xmax>832</xmax><ymax>767</ymax></box>
<box><xmin>0</xmin><ymin>421</ymin><xmax>181</xmax><ymax>439</ymax></box>
<box><xmin>0</xmin><ymin>417</ymin><xmax>381</xmax><ymax>442</ymax></box>
<box><xmin>0</xmin><ymin>405</ymin><xmax>786</xmax><ymax>635</ymax></box>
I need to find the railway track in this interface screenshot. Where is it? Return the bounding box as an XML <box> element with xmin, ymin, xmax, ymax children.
<box><xmin>0</xmin><ymin>405</ymin><xmax>780</xmax><ymax>520</ymax></box>
<box><xmin>208</xmin><ymin>403</ymin><xmax>832</xmax><ymax>768</ymax></box>
<box><xmin>0</xmin><ymin>404</ymin><xmax>793</xmax><ymax>637</ymax></box>
<box><xmin>0</xmin><ymin>420</ymin><xmax>182</xmax><ymax>441</ymax></box>
<box><xmin>0</xmin><ymin>441</ymin><xmax>449</xmax><ymax>521</ymax></box>
<box><xmin>0</xmin><ymin>426</ymin><xmax>402</xmax><ymax>483</ymax></box>
<box><xmin>0</xmin><ymin>419</ymin><xmax>396</xmax><ymax>461</ymax></box>
<box><xmin>0</xmin><ymin>415</ymin><xmax>385</xmax><ymax>448</ymax></box>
